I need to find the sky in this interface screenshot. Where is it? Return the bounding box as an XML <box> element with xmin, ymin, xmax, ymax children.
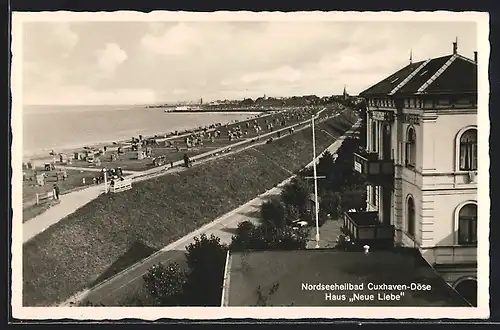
<box><xmin>19</xmin><ymin>19</ymin><xmax>478</xmax><ymax>105</ymax></box>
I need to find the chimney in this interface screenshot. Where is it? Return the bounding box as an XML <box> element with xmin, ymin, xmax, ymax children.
<box><xmin>474</xmin><ymin>51</ymin><xmax>478</xmax><ymax>63</ymax></box>
<box><xmin>453</xmin><ymin>41</ymin><xmax>457</xmax><ymax>54</ymax></box>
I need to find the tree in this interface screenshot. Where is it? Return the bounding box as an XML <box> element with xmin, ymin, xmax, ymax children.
<box><xmin>284</xmin><ymin>204</ymin><xmax>301</xmax><ymax>224</ymax></box>
<box><xmin>230</xmin><ymin>224</ymin><xmax>308</xmax><ymax>252</ymax></box>
<box><xmin>260</xmin><ymin>199</ymin><xmax>287</xmax><ymax>229</ymax></box>
<box><xmin>280</xmin><ymin>177</ymin><xmax>309</xmax><ymax>215</ymax></box>
<box><xmin>236</xmin><ymin>220</ymin><xmax>255</xmax><ymax>236</ymax></box>
<box><xmin>183</xmin><ymin>234</ymin><xmax>229</xmax><ymax>306</ymax></box>
<box><xmin>241</xmin><ymin>98</ymin><xmax>254</xmax><ymax>105</ymax></box>
<box><xmin>339</xmin><ymin>188</ymin><xmax>367</xmax><ymax>212</ymax></box>
<box><xmin>318</xmin><ymin>189</ymin><xmax>341</xmax><ymax>218</ymax></box>
<box><xmin>142</xmin><ymin>262</ymin><xmax>188</xmax><ymax>306</ymax></box>
<box><xmin>317</xmin><ymin>150</ymin><xmax>335</xmax><ymax>178</ymax></box>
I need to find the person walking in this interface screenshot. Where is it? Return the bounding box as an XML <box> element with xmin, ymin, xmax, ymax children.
<box><xmin>53</xmin><ymin>184</ymin><xmax>60</xmax><ymax>200</ymax></box>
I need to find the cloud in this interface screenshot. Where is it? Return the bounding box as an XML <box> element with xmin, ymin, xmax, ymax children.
<box><xmin>22</xmin><ymin>22</ymin><xmax>80</xmax><ymax>61</ymax></box>
<box><xmin>140</xmin><ymin>23</ymin><xmax>204</xmax><ymax>56</ymax></box>
<box><xmin>96</xmin><ymin>43</ymin><xmax>128</xmax><ymax>76</ymax></box>
<box><xmin>52</xmin><ymin>23</ymin><xmax>79</xmax><ymax>57</ymax></box>
<box><xmin>240</xmin><ymin>66</ymin><xmax>303</xmax><ymax>84</ymax></box>
<box><xmin>21</xmin><ymin>20</ymin><xmax>478</xmax><ymax>105</ymax></box>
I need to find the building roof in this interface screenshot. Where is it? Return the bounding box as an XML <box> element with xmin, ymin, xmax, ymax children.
<box><xmin>222</xmin><ymin>248</ymin><xmax>470</xmax><ymax>307</ymax></box>
<box><xmin>359</xmin><ymin>61</ymin><xmax>424</xmax><ymax>97</ymax></box>
<box><xmin>359</xmin><ymin>53</ymin><xmax>477</xmax><ymax>97</ymax></box>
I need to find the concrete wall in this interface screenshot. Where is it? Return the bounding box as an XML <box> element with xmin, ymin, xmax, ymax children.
<box><xmin>422</xmin><ymin>111</ymin><xmax>477</xmax><ymax>174</ymax></box>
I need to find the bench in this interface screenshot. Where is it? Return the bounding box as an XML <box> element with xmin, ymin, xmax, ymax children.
<box><xmin>36</xmin><ymin>191</ymin><xmax>55</xmax><ymax>205</ymax></box>
<box><xmin>109</xmin><ymin>178</ymin><xmax>133</xmax><ymax>193</ymax></box>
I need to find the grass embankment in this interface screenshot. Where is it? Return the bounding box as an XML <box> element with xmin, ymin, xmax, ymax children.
<box><xmin>23</xmin><ymin>168</ymin><xmax>96</xmax><ymax>202</ymax></box>
<box><xmin>23</xmin><ymin>109</ymin><xmax>358</xmax><ymax>306</ymax></box>
<box><xmin>22</xmin><ymin>168</ymin><xmax>100</xmax><ymax>222</ymax></box>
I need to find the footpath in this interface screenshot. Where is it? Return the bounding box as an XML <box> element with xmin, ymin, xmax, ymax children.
<box><xmin>22</xmin><ymin>109</ymin><xmax>333</xmax><ymax>243</ymax></box>
<box><xmin>61</xmin><ymin>122</ymin><xmax>359</xmax><ymax>306</ymax></box>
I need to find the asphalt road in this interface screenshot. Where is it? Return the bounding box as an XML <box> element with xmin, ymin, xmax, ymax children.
<box><xmin>62</xmin><ymin>122</ymin><xmax>359</xmax><ymax>306</ymax></box>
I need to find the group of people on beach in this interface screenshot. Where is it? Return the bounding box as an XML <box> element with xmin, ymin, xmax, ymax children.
<box><xmin>91</xmin><ymin>167</ymin><xmax>124</xmax><ymax>185</ymax></box>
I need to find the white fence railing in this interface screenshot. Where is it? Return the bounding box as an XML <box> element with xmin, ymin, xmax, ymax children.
<box><xmin>35</xmin><ymin>191</ymin><xmax>56</xmax><ymax>205</ymax></box>
<box><xmin>108</xmin><ymin>178</ymin><xmax>132</xmax><ymax>194</ymax></box>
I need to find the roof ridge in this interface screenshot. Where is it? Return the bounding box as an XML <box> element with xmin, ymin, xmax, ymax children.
<box><xmin>389</xmin><ymin>59</ymin><xmax>431</xmax><ymax>95</ymax></box>
<box><xmin>416</xmin><ymin>54</ymin><xmax>458</xmax><ymax>94</ymax></box>
<box><xmin>455</xmin><ymin>54</ymin><xmax>477</xmax><ymax>65</ymax></box>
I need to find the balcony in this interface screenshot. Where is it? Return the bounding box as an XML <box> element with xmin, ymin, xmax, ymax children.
<box><xmin>353</xmin><ymin>149</ymin><xmax>394</xmax><ymax>186</ymax></box>
<box><xmin>343</xmin><ymin>211</ymin><xmax>395</xmax><ymax>248</ymax></box>
<box><xmin>427</xmin><ymin>245</ymin><xmax>478</xmax><ymax>267</ymax></box>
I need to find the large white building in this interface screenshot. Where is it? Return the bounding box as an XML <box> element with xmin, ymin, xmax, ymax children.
<box><xmin>345</xmin><ymin>42</ymin><xmax>478</xmax><ymax>305</ymax></box>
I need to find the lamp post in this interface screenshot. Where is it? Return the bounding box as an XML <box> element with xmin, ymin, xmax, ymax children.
<box><xmin>311</xmin><ymin>115</ymin><xmax>321</xmax><ymax>248</ymax></box>
<box><xmin>103</xmin><ymin>167</ymin><xmax>108</xmax><ymax>193</ymax></box>
<box><xmin>303</xmin><ymin>109</ymin><xmax>328</xmax><ymax>248</ymax></box>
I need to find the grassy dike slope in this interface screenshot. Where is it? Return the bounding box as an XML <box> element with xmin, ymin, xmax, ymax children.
<box><xmin>23</xmin><ymin>109</ymin><xmax>358</xmax><ymax>306</ymax></box>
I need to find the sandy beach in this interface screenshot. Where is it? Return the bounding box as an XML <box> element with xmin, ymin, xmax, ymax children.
<box><xmin>22</xmin><ymin>111</ymin><xmax>269</xmax><ymax>166</ymax></box>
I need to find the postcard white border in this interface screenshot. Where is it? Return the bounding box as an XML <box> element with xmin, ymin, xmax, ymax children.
<box><xmin>11</xmin><ymin>10</ymin><xmax>490</xmax><ymax>320</ymax></box>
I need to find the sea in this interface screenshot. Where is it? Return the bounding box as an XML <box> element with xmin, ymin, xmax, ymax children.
<box><xmin>21</xmin><ymin>105</ymin><xmax>260</xmax><ymax>159</ymax></box>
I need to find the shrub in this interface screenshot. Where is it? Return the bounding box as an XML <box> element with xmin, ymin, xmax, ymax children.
<box><xmin>183</xmin><ymin>234</ymin><xmax>228</xmax><ymax>306</ymax></box>
<box><xmin>142</xmin><ymin>262</ymin><xmax>188</xmax><ymax>306</ymax></box>
<box><xmin>230</xmin><ymin>224</ymin><xmax>308</xmax><ymax>252</ymax></box>
<box><xmin>280</xmin><ymin>177</ymin><xmax>309</xmax><ymax>216</ymax></box>
<box><xmin>260</xmin><ymin>199</ymin><xmax>287</xmax><ymax>229</ymax></box>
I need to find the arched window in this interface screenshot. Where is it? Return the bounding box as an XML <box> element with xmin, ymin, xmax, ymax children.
<box><xmin>407</xmin><ymin>196</ymin><xmax>415</xmax><ymax>237</ymax></box>
<box><xmin>458</xmin><ymin>203</ymin><xmax>477</xmax><ymax>245</ymax></box>
<box><xmin>405</xmin><ymin>126</ymin><xmax>416</xmax><ymax>167</ymax></box>
<box><xmin>459</xmin><ymin>129</ymin><xmax>477</xmax><ymax>171</ymax></box>
<box><xmin>371</xmin><ymin>121</ymin><xmax>377</xmax><ymax>152</ymax></box>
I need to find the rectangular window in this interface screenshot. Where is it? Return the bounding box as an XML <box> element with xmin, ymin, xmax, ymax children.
<box><xmin>372</xmin><ymin>187</ymin><xmax>377</xmax><ymax>206</ymax></box>
<box><xmin>405</xmin><ymin>142</ymin><xmax>416</xmax><ymax>167</ymax></box>
<box><xmin>458</xmin><ymin>217</ymin><xmax>477</xmax><ymax>245</ymax></box>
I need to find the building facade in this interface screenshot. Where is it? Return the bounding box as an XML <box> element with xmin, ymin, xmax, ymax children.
<box><xmin>351</xmin><ymin>42</ymin><xmax>478</xmax><ymax>305</ymax></box>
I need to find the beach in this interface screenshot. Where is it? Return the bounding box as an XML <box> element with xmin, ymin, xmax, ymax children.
<box><xmin>22</xmin><ymin>105</ymin><xmax>261</xmax><ymax>161</ymax></box>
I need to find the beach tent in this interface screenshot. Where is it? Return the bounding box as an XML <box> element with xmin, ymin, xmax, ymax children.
<box><xmin>137</xmin><ymin>150</ymin><xmax>146</xmax><ymax>160</ymax></box>
<box><xmin>74</xmin><ymin>152</ymin><xmax>85</xmax><ymax>160</ymax></box>
<box><xmin>36</xmin><ymin>173</ymin><xmax>45</xmax><ymax>186</ymax></box>
<box><xmin>59</xmin><ymin>153</ymin><xmax>69</xmax><ymax>164</ymax></box>
<box><xmin>44</xmin><ymin>163</ymin><xmax>55</xmax><ymax>171</ymax></box>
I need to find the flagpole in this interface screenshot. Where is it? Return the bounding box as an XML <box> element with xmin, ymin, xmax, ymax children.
<box><xmin>312</xmin><ymin>115</ymin><xmax>320</xmax><ymax>249</ymax></box>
